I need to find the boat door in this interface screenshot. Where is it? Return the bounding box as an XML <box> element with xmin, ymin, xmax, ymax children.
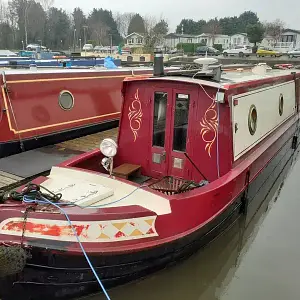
<box><xmin>150</xmin><ymin>88</ymin><xmax>194</xmax><ymax>179</ymax></box>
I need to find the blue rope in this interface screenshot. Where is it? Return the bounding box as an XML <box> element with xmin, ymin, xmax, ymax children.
<box><xmin>23</xmin><ymin>195</ymin><xmax>111</xmax><ymax>300</ymax></box>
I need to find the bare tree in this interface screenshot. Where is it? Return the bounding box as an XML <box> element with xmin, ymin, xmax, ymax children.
<box><xmin>89</xmin><ymin>21</ymin><xmax>110</xmax><ymax>45</ymax></box>
<box><xmin>37</xmin><ymin>0</ymin><xmax>54</xmax><ymax>12</ymax></box>
<box><xmin>0</xmin><ymin>0</ymin><xmax>7</xmax><ymax>22</ymax></box>
<box><xmin>264</xmin><ymin>19</ymin><xmax>285</xmax><ymax>43</ymax></box>
<box><xmin>143</xmin><ymin>15</ymin><xmax>169</xmax><ymax>49</ymax></box>
<box><xmin>113</xmin><ymin>12</ymin><xmax>134</xmax><ymax>37</ymax></box>
<box><xmin>203</xmin><ymin>18</ymin><xmax>221</xmax><ymax>45</ymax></box>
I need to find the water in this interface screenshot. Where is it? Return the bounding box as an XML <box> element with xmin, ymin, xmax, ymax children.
<box><xmin>80</xmin><ymin>150</ymin><xmax>300</xmax><ymax>300</ymax></box>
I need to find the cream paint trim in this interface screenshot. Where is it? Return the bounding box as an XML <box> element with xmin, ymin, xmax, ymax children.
<box><xmin>232</xmin><ymin>80</ymin><xmax>296</xmax><ymax>160</ymax></box>
<box><xmin>1</xmin><ymin>87</ymin><xmax>120</xmax><ymax>134</ymax></box>
<box><xmin>0</xmin><ymin>216</ymin><xmax>158</xmax><ymax>243</ymax></box>
<box><xmin>6</xmin><ymin>73</ymin><xmax>150</xmax><ymax>84</ymax></box>
<box><xmin>47</xmin><ymin>167</ymin><xmax>172</xmax><ymax>216</ymax></box>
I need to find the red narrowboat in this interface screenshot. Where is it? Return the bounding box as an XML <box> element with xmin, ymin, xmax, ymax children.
<box><xmin>0</xmin><ymin>56</ymin><xmax>299</xmax><ymax>300</ymax></box>
<box><xmin>0</xmin><ymin>67</ymin><xmax>153</xmax><ymax>158</ymax></box>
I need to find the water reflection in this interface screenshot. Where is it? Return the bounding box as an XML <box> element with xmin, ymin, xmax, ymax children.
<box><xmin>80</xmin><ymin>151</ymin><xmax>299</xmax><ymax>300</ymax></box>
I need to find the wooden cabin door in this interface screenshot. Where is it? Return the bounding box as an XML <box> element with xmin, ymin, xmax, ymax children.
<box><xmin>149</xmin><ymin>88</ymin><xmax>194</xmax><ymax>179</ymax></box>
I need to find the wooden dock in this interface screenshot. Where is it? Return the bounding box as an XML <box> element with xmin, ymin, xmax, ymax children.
<box><xmin>0</xmin><ymin>127</ymin><xmax>119</xmax><ymax>190</ymax></box>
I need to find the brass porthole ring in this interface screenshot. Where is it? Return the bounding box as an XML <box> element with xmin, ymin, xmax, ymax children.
<box><xmin>248</xmin><ymin>104</ymin><xmax>257</xmax><ymax>135</ymax></box>
<box><xmin>59</xmin><ymin>90</ymin><xmax>74</xmax><ymax>110</ymax></box>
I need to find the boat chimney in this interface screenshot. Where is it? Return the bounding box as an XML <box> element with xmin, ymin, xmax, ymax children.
<box><xmin>153</xmin><ymin>50</ymin><xmax>164</xmax><ymax>77</ymax></box>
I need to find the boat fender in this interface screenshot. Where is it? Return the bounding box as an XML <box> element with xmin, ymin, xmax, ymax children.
<box><xmin>0</xmin><ymin>246</ymin><xmax>29</xmax><ymax>277</ymax></box>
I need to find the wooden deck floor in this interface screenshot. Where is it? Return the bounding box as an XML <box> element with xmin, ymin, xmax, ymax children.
<box><xmin>57</xmin><ymin>128</ymin><xmax>119</xmax><ymax>152</ymax></box>
<box><xmin>0</xmin><ymin>128</ymin><xmax>119</xmax><ymax>189</ymax></box>
<box><xmin>0</xmin><ymin>171</ymin><xmax>23</xmax><ymax>189</ymax></box>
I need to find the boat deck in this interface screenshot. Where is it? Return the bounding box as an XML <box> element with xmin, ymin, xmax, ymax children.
<box><xmin>0</xmin><ymin>128</ymin><xmax>118</xmax><ymax>189</ymax></box>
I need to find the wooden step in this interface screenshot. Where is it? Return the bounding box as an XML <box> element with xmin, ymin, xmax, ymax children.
<box><xmin>113</xmin><ymin>163</ymin><xmax>141</xmax><ymax>180</ymax></box>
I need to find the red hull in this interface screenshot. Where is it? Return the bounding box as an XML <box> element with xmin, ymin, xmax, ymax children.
<box><xmin>0</xmin><ymin>65</ymin><xmax>299</xmax><ymax>299</ymax></box>
<box><xmin>0</xmin><ymin>68</ymin><xmax>152</xmax><ymax>157</ymax></box>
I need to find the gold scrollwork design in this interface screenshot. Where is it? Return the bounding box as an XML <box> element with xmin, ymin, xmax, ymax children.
<box><xmin>128</xmin><ymin>89</ymin><xmax>143</xmax><ymax>142</ymax></box>
<box><xmin>200</xmin><ymin>99</ymin><xmax>218</xmax><ymax>158</ymax></box>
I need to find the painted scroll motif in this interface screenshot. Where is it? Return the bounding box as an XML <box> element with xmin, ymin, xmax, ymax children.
<box><xmin>128</xmin><ymin>89</ymin><xmax>143</xmax><ymax>142</ymax></box>
<box><xmin>200</xmin><ymin>98</ymin><xmax>218</xmax><ymax>158</ymax></box>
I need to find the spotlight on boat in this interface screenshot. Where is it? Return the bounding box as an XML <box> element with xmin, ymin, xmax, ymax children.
<box><xmin>100</xmin><ymin>138</ymin><xmax>118</xmax><ymax>157</ymax></box>
<box><xmin>100</xmin><ymin>138</ymin><xmax>118</xmax><ymax>176</ymax></box>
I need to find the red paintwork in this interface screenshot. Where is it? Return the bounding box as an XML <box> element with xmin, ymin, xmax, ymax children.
<box><xmin>0</xmin><ymin>68</ymin><xmax>152</xmax><ymax>143</ymax></box>
<box><xmin>0</xmin><ymin>70</ymin><xmax>300</xmax><ymax>257</ymax></box>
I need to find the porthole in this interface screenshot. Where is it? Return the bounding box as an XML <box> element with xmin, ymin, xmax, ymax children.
<box><xmin>59</xmin><ymin>90</ymin><xmax>74</xmax><ymax>110</ymax></box>
<box><xmin>279</xmin><ymin>93</ymin><xmax>284</xmax><ymax>116</ymax></box>
<box><xmin>248</xmin><ymin>104</ymin><xmax>257</xmax><ymax>135</ymax></box>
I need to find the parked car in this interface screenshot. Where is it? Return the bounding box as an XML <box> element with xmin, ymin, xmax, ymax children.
<box><xmin>26</xmin><ymin>43</ymin><xmax>47</xmax><ymax>51</ymax></box>
<box><xmin>223</xmin><ymin>45</ymin><xmax>252</xmax><ymax>57</ymax></box>
<box><xmin>287</xmin><ymin>48</ymin><xmax>300</xmax><ymax>58</ymax></box>
<box><xmin>196</xmin><ymin>46</ymin><xmax>220</xmax><ymax>56</ymax></box>
<box><xmin>256</xmin><ymin>47</ymin><xmax>282</xmax><ymax>57</ymax></box>
<box><xmin>82</xmin><ymin>44</ymin><xmax>94</xmax><ymax>51</ymax></box>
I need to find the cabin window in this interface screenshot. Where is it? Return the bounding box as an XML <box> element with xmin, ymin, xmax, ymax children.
<box><xmin>153</xmin><ymin>92</ymin><xmax>167</xmax><ymax>147</ymax></box>
<box><xmin>59</xmin><ymin>90</ymin><xmax>74</xmax><ymax>110</ymax></box>
<box><xmin>173</xmin><ymin>93</ymin><xmax>190</xmax><ymax>152</ymax></box>
<box><xmin>248</xmin><ymin>105</ymin><xmax>257</xmax><ymax>135</ymax></box>
<box><xmin>279</xmin><ymin>94</ymin><xmax>284</xmax><ymax>116</ymax></box>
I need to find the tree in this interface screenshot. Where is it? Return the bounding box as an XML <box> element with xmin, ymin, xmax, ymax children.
<box><xmin>127</xmin><ymin>13</ymin><xmax>145</xmax><ymax>35</ymax></box>
<box><xmin>219</xmin><ymin>16</ymin><xmax>239</xmax><ymax>35</ymax></box>
<box><xmin>87</xmin><ymin>8</ymin><xmax>121</xmax><ymax>46</ymax></box>
<box><xmin>176</xmin><ymin>18</ymin><xmax>206</xmax><ymax>35</ymax></box>
<box><xmin>144</xmin><ymin>17</ymin><xmax>169</xmax><ymax>49</ymax></box>
<box><xmin>246</xmin><ymin>23</ymin><xmax>265</xmax><ymax>49</ymax></box>
<box><xmin>46</xmin><ymin>7</ymin><xmax>71</xmax><ymax>49</ymax></box>
<box><xmin>37</xmin><ymin>0</ymin><xmax>53</xmax><ymax>11</ymax></box>
<box><xmin>0</xmin><ymin>22</ymin><xmax>14</xmax><ymax>48</ymax></box>
<box><xmin>73</xmin><ymin>7</ymin><xmax>86</xmax><ymax>44</ymax></box>
<box><xmin>113</xmin><ymin>12</ymin><xmax>134</xmax><ymax>37</ymax></box>
<box><xmin>264</xmin><ymin>19</ymin><xmax>285</xmax><ymax>42</ymax></box>
<box><xmin>203</xmin><ymin>18</ymin><xmax>221</xmax><ymax>44</ymax></box>
<box><xmin>237</xmin><ymin>11</ymin><xmax>259</xmax><ymax>32</ymax></box>
<box><xmin>26</xmin><ymin>1</ymin><xmax>46</xmax><ymax>44</ymax></box>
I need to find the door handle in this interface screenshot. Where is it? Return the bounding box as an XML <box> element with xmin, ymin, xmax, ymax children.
<box><xmin>161</xmin><ymin>151</ymin><xmax>166</xmax><ymax>161</ymax></box>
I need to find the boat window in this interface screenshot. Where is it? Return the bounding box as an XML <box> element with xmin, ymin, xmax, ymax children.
<box><xmin>153</xmin><ymin>92</ymin><xmax>167</xmax><ymax>147</ymax></box>
<box><xmin>248</xmin><ymin>105</ymin><xmax>257</xmax><ymax>135</ymax></box>
<box><xmin>173</xmin><ymin>93</ymin><xmax>190</xmax><ymax>151</ymax></box>
<box><xmin>59</xmin><ymin>91</ymin><xmax>74</xmax><ymax>110</ymax></box>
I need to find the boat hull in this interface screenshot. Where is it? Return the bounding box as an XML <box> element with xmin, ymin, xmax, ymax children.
<box><xmin>0</xmin><ymin>124</ymin><xmax>298</xmax><ymax>300</ymax></box>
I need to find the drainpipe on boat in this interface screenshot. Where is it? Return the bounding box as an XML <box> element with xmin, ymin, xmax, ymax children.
<box><xmin>153</xmin><ymin>50</ymin><xmax>164</xmax><ymax>77</ymax></box>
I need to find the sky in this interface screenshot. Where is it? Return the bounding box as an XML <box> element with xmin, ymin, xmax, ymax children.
<box><xmin>54</xmin><ymin>0</ymin><xmax>299</xmax><ymax>32</ymax></box>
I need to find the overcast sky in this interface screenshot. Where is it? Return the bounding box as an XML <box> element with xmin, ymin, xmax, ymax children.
<box><xmin>54</xmin><ymin>0</ymin><xmax>299</xmax><ymax>31</ymax></box>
